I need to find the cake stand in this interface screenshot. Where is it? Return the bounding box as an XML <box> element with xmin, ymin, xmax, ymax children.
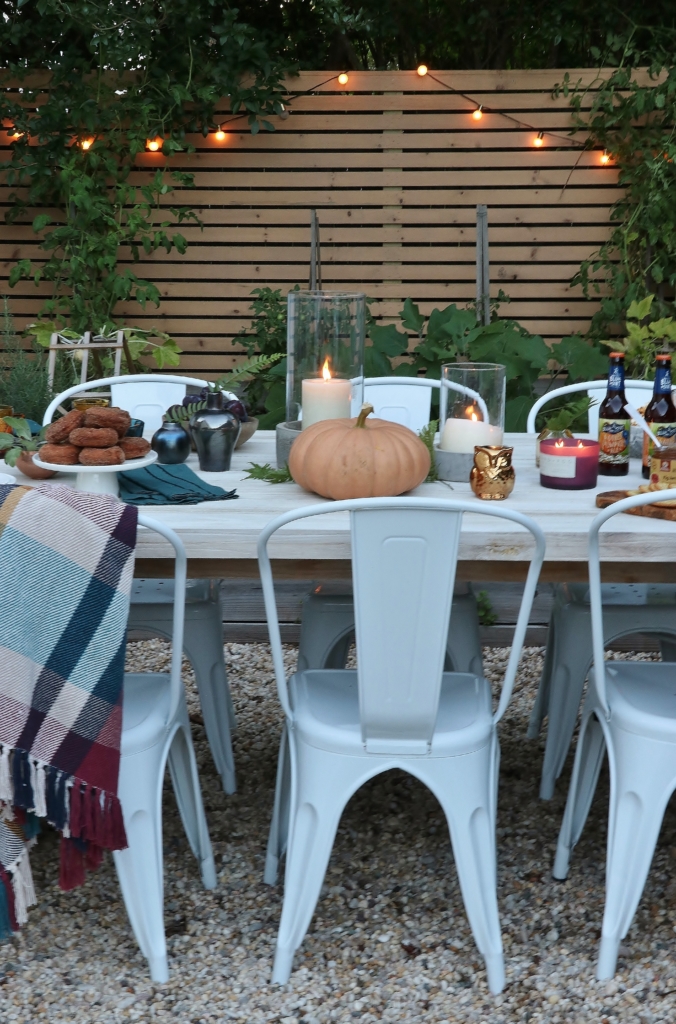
<box><xmin>32</xmin><ymin>451</ymin><xmax>158</xmax><ymax>495</ymax></box>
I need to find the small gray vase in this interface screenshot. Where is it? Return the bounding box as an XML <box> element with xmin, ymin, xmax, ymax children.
<box><xmin>189</xmin><ymin>391</ymin><xmax>241</xmax><ymax>472</ymax></box>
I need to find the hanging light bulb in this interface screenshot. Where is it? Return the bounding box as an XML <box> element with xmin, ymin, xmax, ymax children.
<box><xmin>417</xmin><ymin>64</ymin><xmax>428</xmax><ymax>77</ymax></box>
<box><xmin>338</xmin><ymin>73</ymin><xmax>349</xmax><ymax>86</ymax></box>
<box><xmin>214</xmin><ymin>129</ymin><xmax>227</xmax><ymax>142</ymax></box>
<box><xmin>472</xmin><ymin>106</ymin><xmax>483</xmax><ymax>121</ymax></box>
<box><xmin>600</xmin><ymin>149</ymin><xmax>610</xmax><ymax>164</ymax></box>
<box><xmin>146</xmin><ymin>137</ymin><xmax>162</xmax><ymax>152</ymax></box>
<box><xmin>79</xmin><ymin>137</ymin><xmax>94</xmax><ymax>150</ymax></box>
<box><xmin>534</xmin><ymin>131</ymin><xmax>544</xmax><ymax>147</ymax></box>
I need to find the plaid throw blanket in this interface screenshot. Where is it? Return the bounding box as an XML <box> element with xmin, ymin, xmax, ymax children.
<box><xmin>0</xmin><ymin>484</ymin><xmax>137</xmax><ymax>937</ymax></box>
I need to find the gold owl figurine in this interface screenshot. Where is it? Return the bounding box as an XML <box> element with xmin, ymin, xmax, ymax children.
<box><xmin>470</xmin><ymin>445</ymin><xmax>515</xmax><ymax>500</ymax></box>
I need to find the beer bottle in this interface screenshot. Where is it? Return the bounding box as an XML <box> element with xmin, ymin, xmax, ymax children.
<box><xmin>642</xmin><ymin>353</ymin><xmax>676</xmax><ymax>477</ymax></box>
<box><xmin>598</xmin><ymin>352</ymin><xmax>630</xmax><ymax>476</ymax></box>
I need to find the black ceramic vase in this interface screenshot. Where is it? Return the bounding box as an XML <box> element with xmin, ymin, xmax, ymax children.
<box><xmin>189</xmin><ymin>391</ymin><xmax>241</xmax><ymax>472</ymax></box>
<box><xmin>151</xmin><ymin>421</ymin><xmax>191</xmax><ymax>464</ymax></box>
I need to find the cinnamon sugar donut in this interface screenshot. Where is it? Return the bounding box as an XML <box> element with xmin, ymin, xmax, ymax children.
<box><xmin>40</xmin><ymin>443</ymin><xmax>81</xmax><ymax>465</ymax></box>
<box><xmin>118</xmin><ymin>436</ymin><xmax>151</xmax><ymax>459</ymax></box>
<box><xmin>83</xmin><ymin>406</ymin><xmax>131</xmax><ymax>436</ymax></box>
<box><xmin>69</xmin><ymin>427</ymin><xmax>119</xmax><ymax>448</ymax></box>
<box><xmin>78</xmin><ymin>446</ymin><xmax>125</xmax><ymax>466</ymax></box>
<box><xmin>44</xmin><ymin>409</ymin><xmax>84</xmax><ymax>443</ymax></box>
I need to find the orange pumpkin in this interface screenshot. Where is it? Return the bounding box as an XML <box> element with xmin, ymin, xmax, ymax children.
<box><xmin>289</xmin><ymin>403</ymin><xmax>430</xmax><ymax>499</ymax></box>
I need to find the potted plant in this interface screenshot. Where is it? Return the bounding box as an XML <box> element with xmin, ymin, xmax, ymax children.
<box><xmin>0</xmin><ymin>418</ymin><xmax>54</xmax><ymax>479</ymax></box>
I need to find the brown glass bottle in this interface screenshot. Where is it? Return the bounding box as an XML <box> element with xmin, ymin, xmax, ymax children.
<box><xmin>598</xmin><ymin>352</ymin><xmax>630</xmax><ymax>476</ymax></box>
<box><xmin>642</xmin><ymin>354</ymin><xmax>676</xmax><ymax>477</ymax></box>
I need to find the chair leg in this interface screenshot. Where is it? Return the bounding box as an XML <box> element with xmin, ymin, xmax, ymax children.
<box><xmin>416</xmin><ymin>738</ymin><xmax>505</xmax><ymax>995</ymax></box>
<box><xmin>596</xmin><ymin>728</ymin><xmax>676</xmax><ymax>980</ymax></box>
<box><xmin>538</xmin><ymin>605</ymin><xmax>592</xmax><ymax>799</ymax></box>
<box><xmin>446</xmin><ymin>592</ymin><xmax>483</xmax><ymax>676</ymax></box>
<box><xmin>183</xmin><ymin>608</ymin><xmax>237</xmax><ymax>794</ymax></box>
<box><xmin>264</xmin><ymin>725</ymin><xmax>291</xmax><ymax>885</ymax></box>
<box><xmin>297</xmin><ymin>593</ymin><xmax>355</xmax><ymax>672</ymax></box>
<box><xmin>527</xmin><ymin>609</ymin><xmax>556</xmax><ymax>739</ymax></box>
<box><xmin>167</xmin><ymin>722</ymin><xmax>217</xmax><ymax>891</ymax></box>
<box><xmin>113</xmin><ymin>747</ymin><xmax>169</xmax><ymax>983</ymax></box>
<box><xmin>553</xmin><ymin>711</ymin><xmax>606</xmax><ymax>880</ymax></box>
<box><xmin>659</xmin><ymin>637</ymin><xmax>676</xmax><ymax>662</ymax></box>
<box><xmin>271</xmin><ymin>743</ymin><xmax>359</xmax><ymax>985</ymax></box>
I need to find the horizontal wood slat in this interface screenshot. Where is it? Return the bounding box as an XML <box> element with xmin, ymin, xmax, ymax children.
<box><xmin>1</xmin><ymin>68</ymin><xmax>623</xmax><ymax>374</ymax></box>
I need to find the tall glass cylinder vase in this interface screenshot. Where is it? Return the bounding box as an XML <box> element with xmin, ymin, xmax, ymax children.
<box><xmin>286</xmin><ymin>291</ymin><xmax>365</xmax><ymax>429</ymax></box>
<box><xmin>434</xmin><ymin>362</ymin><xmax>506</xmax><ymax>482</ymax></box>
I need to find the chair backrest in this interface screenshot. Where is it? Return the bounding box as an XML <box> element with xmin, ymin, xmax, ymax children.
<box><xmin>588</xmin><ymin>488</ymin><xmax>676</xmax><ymax>717</ymax></box>
<box><xmin>42</xmin><ymin>373</ymin><xmax>209</xmax><ymax>439</ymax></box>
<box><xmin>526</xmin><ymin>379</ymin><xmax>657</xmax><ymax>436</ymax></box>
<box><xmin>258</xmin><ymin>498</ymin><xmax>545</xmax><ymax>753</ymax></box>
<box><xmin>363</xmin><ymin>377</ymin><xmax>438</xmax><ymax>433</ymax></box>
<box><xmin>137</xmin><ymin>514</ymin><xmax>187</xmax><ymax>724</ymax></box>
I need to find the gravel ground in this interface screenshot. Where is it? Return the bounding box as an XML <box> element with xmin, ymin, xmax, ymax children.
<box><xmin>1</xmin><ymin>641</ymin><xmax>675</xmax><ymax>1023</ymax></box>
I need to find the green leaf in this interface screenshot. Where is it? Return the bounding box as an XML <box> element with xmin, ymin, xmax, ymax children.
<box><xmin>549</xmin><ymin>335</ymin><xmax>607</xmax><ymax>382</ymax></box>
<box><xmin>505</xmin><ymin>395</ymin><xmax>533</xmax><ymax>432</ymax></box>
<box><xmin>0</xmin><ymin>435</ymin><xmax>16</xmax><ymax>451</ymax></box>
<box><xmin>32</xmin><ymin>214</ymin><xmax>51</xmax><ymax>233</ymax></box>
<box><xmin>244</xmin><ymin>462</ymin><xmax>293</xmax><ymax>483</ymax></box>
<box><xmin>4</xmin><ymin>417</ymin><xmax>32</xmax><ymax>440</ymax></box>
<box><xmin>3</xmin><ymin>449</ymin><xmax>19</xmax><ymax>467</ymax></box>
<box><xmin>627</xmin><ymin>295</ymin><xmax>654</xmax><ymax>322</ymax></box>
<box><xmin>400</xmin><ymin>298</ymin><xmax>425</xmax><ymax>333</ymax></box>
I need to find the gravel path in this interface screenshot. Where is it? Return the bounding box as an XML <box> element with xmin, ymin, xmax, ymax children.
<box><xmin>1</xmin><ymin>641</ymin><xmax>674</xmax><ymax>1023</ymax></box>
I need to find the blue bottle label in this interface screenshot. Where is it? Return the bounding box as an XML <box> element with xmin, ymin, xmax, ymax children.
<box><xmin>608</xmin><ymin>364</ymin><xmax>625</xmax><ymax>391</ymax></box>
<box><xmin>655</xmin><ymin>366</ymin><xmax>672</xmax><ymax>394</ymax></box>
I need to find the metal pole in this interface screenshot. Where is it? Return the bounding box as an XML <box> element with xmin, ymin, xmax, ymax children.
<box><xmin>476</xmin><ymin>204</ymin><xmax>490</xmax><ymax>326</ymax></box>
<box><xmin>310</xmin><ymin>209</ymin><xmax>320</xmax><ymax>291</ymax></box>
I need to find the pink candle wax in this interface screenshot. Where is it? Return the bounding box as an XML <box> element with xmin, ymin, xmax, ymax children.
<box><xmin>539</xmin><ymin>437</ymin><xmax>600</xmax><ymax>490</ymax></box>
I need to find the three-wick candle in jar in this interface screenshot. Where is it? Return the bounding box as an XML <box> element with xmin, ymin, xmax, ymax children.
<box><xmin>539</xmin><ymin>437</ymin><xmax>600</xmax><ymax>489</ymax></box>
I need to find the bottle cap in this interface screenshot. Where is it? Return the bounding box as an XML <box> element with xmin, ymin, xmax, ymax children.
<box><xmin>657</xmin><ymin>353</ymin><xmax>672</xmax><ymax>362</ymax></box>
<box><xmin>608</xmin><ymin>352</ymin><xmax>625</xmax><ymax>359</ymax></box>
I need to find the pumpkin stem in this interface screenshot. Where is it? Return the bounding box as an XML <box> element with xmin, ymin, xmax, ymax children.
<box><xmin>355</xmin><ymin>403</ymin><xmax>374</xmax><ymax>428</ymax></box>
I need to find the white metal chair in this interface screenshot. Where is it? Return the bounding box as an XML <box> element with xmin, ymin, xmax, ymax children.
<box><xmin>115</xmin><ymin>514</ymin><xmax>216</xmax><ymax>982</ymax></box>
<box><xmin>43</xmin><ymin>375</ymin><xmax>237</xmax><ymax>795</ymax></box>
<box><xmin>259</xmin><ymin>497</ymin><xmax>545</xmax><ymax>993</ymax></box>
<box><xmin>298</xmin><ymin>376</ymin><xmax>485</xmax><ymax>678</ymax></box>
<box><xmin>526</xmin><ymin>380</ymin><xmax>676</xmax><ymax>799</ymax></box>
<box><xmin>553</xmin><ymin>488</ymin><xmax>676</xmax><ymax>979</ymax></box>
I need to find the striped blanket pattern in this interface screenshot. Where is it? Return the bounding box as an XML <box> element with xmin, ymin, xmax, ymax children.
<box><xmin>0</xmin><ymin>484</ymin><xmax>137</xmax><ymax>936</ymax></box>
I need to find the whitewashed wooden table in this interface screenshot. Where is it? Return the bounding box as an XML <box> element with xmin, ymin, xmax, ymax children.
<box><xmin>9</xmin><ymin>432</ymin><xmax>676</xmax><ymax>582</ymax></box>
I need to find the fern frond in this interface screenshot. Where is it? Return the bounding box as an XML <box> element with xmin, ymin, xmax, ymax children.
<box><xmin>244</xmin><ymin>461</ymin><xmax>293</xmax><ymax>483</ymax></box>
<box><xmin>216</xmin><ymin>353</ymin><xmax>283</xmax><ymax>389</ymax></box>
<box><xmin>418</xmin><ymin>419</ymin><xmax>439</xmax><ymax>482</ymax></box>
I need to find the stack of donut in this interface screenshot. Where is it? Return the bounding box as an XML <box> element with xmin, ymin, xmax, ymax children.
<box><xmin>41</xmin><ymin>407</ymin><xmax>151</xmax><ymax>466</ymax></box>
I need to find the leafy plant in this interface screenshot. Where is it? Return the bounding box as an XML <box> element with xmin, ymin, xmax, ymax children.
<box><xmin>476</xmin><ymin>590</ymin><xmax>497</xmax><ymax>628</ymax></box>
<box><xmin>23</xmin><ymin>321</ymin><xmax>182</xmax><ymax>376</ymax></box>
<box><xmin>603</xmin><ymin>294</ymin><xmax>676</xmax><ymax>379</ymax></box>
<box><xmin>233</xmin><ymin>288</ymin><xmax>298</xmax><ymax>427</ymax></box>
<box><xmin>369</xmin><ymin>300</ymin><xmax>606</xmax><ymax>431</ymax></box>
<box><xmin>418</xmin><ymin>420</ymin><xmax>439</xmax><ymax>482</ymax></box>
<box><xmin>539</xmin><ymin>395</ymin><xmax>595</xmax><ymax>433</ymax></box>
<box><xmin>0</xmin><ymin>418</ymin><xmax>47</xmax><ymax>467</ymax></box>
<box><xmin>244</xmin><ymin>461</ymin><xmax>293</xmax><ymax>483</ymax></box>
<box><xmin>559</xmin><ymin>39</ymin><xmax>676</xmax><ymax>338</ymax></box>
<box><xmin>0</xmin><ymin>298</ymin><xmax>67</xmax><ymax>422</ymax></box>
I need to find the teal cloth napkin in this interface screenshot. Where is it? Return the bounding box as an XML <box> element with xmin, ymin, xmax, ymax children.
<box><xmin>118</xmin><ymin>463</ymin><xmax>238</xmax><ymax>505</ymax></box>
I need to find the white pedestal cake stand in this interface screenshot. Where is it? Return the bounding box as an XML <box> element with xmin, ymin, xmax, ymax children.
<box><xmin>32</xmin><ymin>451</ymin><xmax>158</xmax><ymax>495</ymax></box>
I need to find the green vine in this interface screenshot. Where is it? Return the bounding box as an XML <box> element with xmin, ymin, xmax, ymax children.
<box><xmin>558</xmin><ymin>37</ymin><xmax>676</xmax><ymax>339</ymax></box>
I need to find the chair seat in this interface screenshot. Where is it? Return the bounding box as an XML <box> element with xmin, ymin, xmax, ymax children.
<box><xmin>289</xmin><ymin>669</ymin><xmax>493</xmax><ymax>757</ymax></box>
<box><xmin>601</xmin><ymin>662</ymin><xmax>676</xmax><ymax>741</ymax></box>
<box><xmin>122</xmin><ymin>672</ymin><xmax>172</xmax><ymax>755</ymax></box>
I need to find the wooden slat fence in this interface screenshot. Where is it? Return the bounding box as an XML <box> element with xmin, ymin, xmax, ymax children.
<box><xmin>1</xmin><ymin>69</ymin><xmax>621</xmax><ymax>376</ymax></box>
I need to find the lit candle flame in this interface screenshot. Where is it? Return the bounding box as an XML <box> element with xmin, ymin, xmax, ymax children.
<box><xmin>555</xmin><ymin>439</ymin><xmax>564</xmax><ymax>448</ymax></box>
<box><xmin>322</xmin><ymin>358</ymin><xmax>331</xmax><ymax>381</ymax></box>
<box><xmin>577</xmin><ymin>440</ymin><xmax>584</xmax><ymax>448</ymax></box>
<box><xmin>465</xmin><ymin>403</ymin><xmax>482</xmax><ymax>423</ymax></box>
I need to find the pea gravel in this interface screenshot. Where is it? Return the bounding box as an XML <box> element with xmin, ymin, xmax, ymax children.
<box><xmin>1</xmin><ymin>641</ymin><xmax>675</xmax><ymax>1024</ymax></box>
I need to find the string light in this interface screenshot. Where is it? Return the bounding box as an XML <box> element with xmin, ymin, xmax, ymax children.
<box><xmin>9</xmin><ymin>130</ymin><xmax>23</xmax><ymax>140</ymax></box>
<box><xmin>79</xmin><ymin>137</ymin><xmax>94</xmax><ymax>150</ymax></box>
<box><xmin>472</xmin><ymin>106</ymin><xmax>483</xmax><ymax>121</ymax></box>
<box><xmin>600</xmin><ymin>149</ymin><xmax>610</xmax><ymax>164</ymax></box>
<box><xmin>146</xmin><ymin>137</ymin><xmax>162</xmax><ymax>152</ymax></box>
<box><xmin>534</xmin><ymin>131</ymin><xmax>544</xmax><ymax>147</ymax></box>
<box><xmin>417</xmin><ymin>64</ymin><xmax>428</xmax><ymax>77</ymax></box>
<box><xmin>338</xmin><ymin>73</ymin><xmax>349</xmax><ymax>86</ymax></box>
<box><xmin>214</xmin><ymin>129</ymin><xmax>227</xmax><ymax>142</ymax></box>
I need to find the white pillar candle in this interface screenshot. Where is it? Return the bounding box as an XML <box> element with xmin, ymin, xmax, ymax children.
<box><xmin>439</xmin><ymin>417</ymin><xmax>503</xmax><ymax>453</ymax></box>
<box><xmin>301</xmin><ymin>376</ymin><xmax>352</xmax><ymax>428</ymax></box>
